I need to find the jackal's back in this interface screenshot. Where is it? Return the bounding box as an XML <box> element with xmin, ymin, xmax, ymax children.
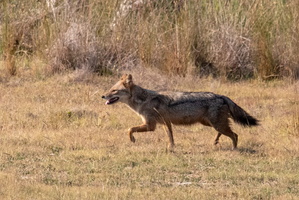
<box><xmin>156</xmin><ymin>91</ymin><xmax>224</xmax><ymax>125</ymax></box>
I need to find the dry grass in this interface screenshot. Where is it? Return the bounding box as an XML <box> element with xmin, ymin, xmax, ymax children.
<box><xmin>0</xmin><ymin>72</ymin><xmax>298</xmax><ymax>199</ymax></box>
<box><xmin>0</xmin><ymin>1</ymin><xmax>299</xmax><ymax>199</ymax></box>
<box><xmin>1</xmin><ymin>0</ymin><xmax>299</xmax><ymax>79</ymax></box>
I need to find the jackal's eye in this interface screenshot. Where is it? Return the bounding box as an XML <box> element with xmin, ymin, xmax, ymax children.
<box><xmin>111</xmin><ymin>89</ymin><xmax>117</xmax><ymax>93</ymax></box>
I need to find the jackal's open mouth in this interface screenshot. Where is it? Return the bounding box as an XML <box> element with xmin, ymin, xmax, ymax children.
<box><xmin>105</xmin><ymin>97</ymin><xmax>119</xmax><ymax>105</ymax></box>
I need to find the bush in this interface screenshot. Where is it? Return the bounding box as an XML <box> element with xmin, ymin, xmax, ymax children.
<box><xmin>1</xmin><ymin>0</ymin><xmax>299</xmax><ymax>80</ymax></box>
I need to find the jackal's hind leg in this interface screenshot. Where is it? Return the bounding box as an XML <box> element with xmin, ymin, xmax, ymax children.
<box><xmin>218</xmin><ymin>128</ymin><xmax>238</xmax><ymax>150</ymax></box>
<box><xmin>210</xmin><ymin>115</ymin><xmax>238</xmax><ymax>150</ymax></box>
<box><xmin>214</xmin><ymin>126</ymin><xmax>238</xmax><ymax>150</ymax></box>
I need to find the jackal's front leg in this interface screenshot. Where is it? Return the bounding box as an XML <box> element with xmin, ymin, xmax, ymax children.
<box><xmin>164</xmin><ymin>121</ymin><xmax>174</xmax><ymax>149</ymax></box>
<box><xmin>128</xmin><ymin>123</ymin><xmax>156</xmax><ymax>143</ymax></box>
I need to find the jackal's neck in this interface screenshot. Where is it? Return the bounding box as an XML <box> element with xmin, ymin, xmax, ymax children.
<box><xmin>126</xmin><ymin>85</ymin><xmax>150</xmax><ymax>110</ymax></box>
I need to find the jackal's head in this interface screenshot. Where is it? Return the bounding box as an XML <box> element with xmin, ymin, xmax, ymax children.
<box><xmin>102</xmin><ymin>74</ymin><xmax>134</xmax><ymax>105</ymax></box>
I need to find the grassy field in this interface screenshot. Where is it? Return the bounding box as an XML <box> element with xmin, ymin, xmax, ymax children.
<box><xmin>1</xmin><ymin>1</ymin><xmax>299</xmax><ymax>199</ymax></box>
<box><xmin>0</xmin><ymin>71</ymin><xmax>298</xmax><ymax>199</ymax></box>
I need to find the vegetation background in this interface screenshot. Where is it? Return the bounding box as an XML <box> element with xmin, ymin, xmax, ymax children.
<box><xmin>0</xmin><ymin>0</ymin><xmax>298</xmax><ymax>199</ymax></box>
<box><xmin>1</xmin><ymin>0</ymin><xmax>299</xmax><ymax>79</ymax></box>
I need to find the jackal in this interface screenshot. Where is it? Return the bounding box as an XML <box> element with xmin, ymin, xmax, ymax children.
<box><xmin>102</xmin><ymin>74</ymin><xmax>259</xmax><ymax>150</ymax></box>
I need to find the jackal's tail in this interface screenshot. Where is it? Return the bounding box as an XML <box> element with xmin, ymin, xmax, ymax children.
<box><xmin>222</xmin><ymin>96</ymin><xmax>259</xmax><ymax>126</ymax></box>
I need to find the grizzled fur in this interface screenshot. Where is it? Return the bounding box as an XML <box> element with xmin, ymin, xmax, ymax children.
<box><xmin>102</xmin><ymin>74</ymin><xmax>259</xmax><ymax>150</ymax></box>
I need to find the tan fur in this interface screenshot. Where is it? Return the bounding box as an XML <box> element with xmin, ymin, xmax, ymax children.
<box><xmin>102</xmin><ymin>74</ymin><xmax>259</xmax><ymax>150</ymax></box>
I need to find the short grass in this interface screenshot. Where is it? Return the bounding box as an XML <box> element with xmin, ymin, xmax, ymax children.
<box><xmin>0</xmin><ymin>73</ymin><xmax>298</xmax><ymax>199</ymax></box>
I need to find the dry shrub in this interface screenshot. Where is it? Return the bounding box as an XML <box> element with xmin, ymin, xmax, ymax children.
<box><xmin>46</xmin><ymin>0</ymin><xmax>117</xmax><ymax>76</ymax></box>
<box><xmin>270</xmin><ymin>1</ymin><xmax>299</xmax><ymax>79</ymax></box>
<box><xmin>110</xmin><ymin>0</ymin><xmax>186</xmax><ymax>74</ymax></box>
<box><xmin>47</xmin><ymin>22</ymin><xmax>98</xmax><ymax>73</ymax></box>
<box><xmin>1</xmin><ymin>0</ymin><xmax>46</xmax><ymax>76</ymax></box>
<box><xmin>0</xmin><ymin>0</ymin><xmax>82</xmax><ymax>78</ymax></box>
<box><xmin>1</xmin><ymin>0</ymin><xmax>299</xmax><ymax>80</ymax></box>
<box><xmin>250</xmin><ymin>0</ymin><xmax>299</xmax><ymax>80</ymax></box>
<box><xmin>111</xmin><ymin>1</ymin><xmax>256</xmax><ymax>79</ymax></box>
<box><xmin>193</xmin><ymin>25</ymin><xmax>253</xmax><ymax>79</ymax></box>
<box><xmin>187</xmin><ymin>1</ymin><xmax>255</xmax><ymax>79</ymax></box>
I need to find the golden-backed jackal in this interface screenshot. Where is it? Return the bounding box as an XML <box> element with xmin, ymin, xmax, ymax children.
<box><xmin>102</xmin><ymin>74</ymin><xmax>259</xmax><ymax>150</ymax></box>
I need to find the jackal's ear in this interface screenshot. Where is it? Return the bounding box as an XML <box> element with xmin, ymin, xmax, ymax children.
<box><xmin>120</xmin><ymin>74</ymin><xmax>127</xmax><ymax>80</ymax></box>
<box><xmin>122</xmin><ymin>74</ymin><xmax>133</xmax><ymax>88</ymax></box>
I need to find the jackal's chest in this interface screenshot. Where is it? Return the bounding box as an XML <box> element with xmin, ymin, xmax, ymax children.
<box><xmin>125</xmin><ymin>104</ymin><xmax>148</xmax><ymax>122</ymax></box>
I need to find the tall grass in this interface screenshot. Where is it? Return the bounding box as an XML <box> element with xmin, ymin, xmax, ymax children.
<box><xmin>1</xmin><ymin>0</ymin><xmax>299</xmax><ymax>79</ymax></box>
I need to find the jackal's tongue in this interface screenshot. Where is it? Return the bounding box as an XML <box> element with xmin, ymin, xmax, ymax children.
<box><xmin>105</xmin><ymin>97</ymin><xmax>119</xmax><ymax>105</ymax></box>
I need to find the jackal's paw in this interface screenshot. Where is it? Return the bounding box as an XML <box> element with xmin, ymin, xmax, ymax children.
<box><xmin>130</xmin><ymin>136</ymin><xmax>136</xmax><ymax>143</ymax></box>
<box><xmin>214</xmin><ymin>140</ymin><xmax>219</xmax><ymax>145</ymax></box>
<box><xmin>168</xmin><ymin>143</ymin><xmax>175</xmax><ymax>153</ymax></box>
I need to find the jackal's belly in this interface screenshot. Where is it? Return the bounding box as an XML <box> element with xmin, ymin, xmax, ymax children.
<box><xmin>169</xmin><ymin>115</ymin><xmax>210</xmax><ymax>126</ymax></box>
<box><xmin>167</xmin><ymin>109</ymin><xmax>210</xmax><ymax>126</ymax></box>
<box><xmin>170</xmin><ymin>116</ymin><xmax>198</xmax><ymax>125</ymax></box>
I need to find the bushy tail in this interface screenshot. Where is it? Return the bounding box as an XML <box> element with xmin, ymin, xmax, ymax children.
<box><xmin>222</xmin><ymin>96</ymin><xmax>259</xmax><ymax>126</ymax></box>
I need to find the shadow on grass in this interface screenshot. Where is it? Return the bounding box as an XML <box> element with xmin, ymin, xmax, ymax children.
<box><xmin>238</xmin><ymin>147</ymin><xmax>258</xmax><ymax>154</ymax></box>
<box><xmin>212</xmin><ymin>143</ymin><xmax>263</xmax><ymax>155</ymax></box>
<box><xmin>238</xmin><ymin>142</ymin><xmax>265</xmax><ymax>155</ymax></box>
